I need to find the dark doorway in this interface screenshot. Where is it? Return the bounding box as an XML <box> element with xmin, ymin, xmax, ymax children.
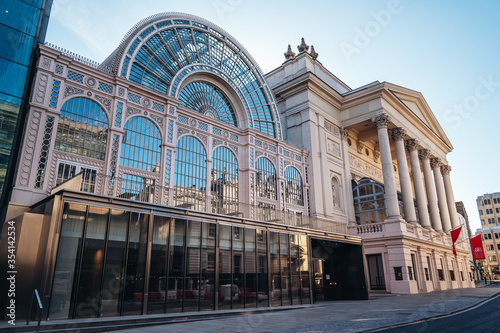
<box><xmin>366</xmin><ymin>254</ymin><xmax>386</xmax><ymax>290</ymax></box>
<box><xmin>310</xmin><ymin>239</ymin><xmax>368</xmax><ymax>301</ymax></box>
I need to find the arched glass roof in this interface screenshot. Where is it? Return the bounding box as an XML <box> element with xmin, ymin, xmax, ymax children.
<box><xmin>179</xmin><ymin>81</ymin><xmax>236</xmax><ymax>126</ymax></box>
<box><xmin>103</xmin><ymin>13</ymin><xmax>282</xmax><ymax>139</ymax></box>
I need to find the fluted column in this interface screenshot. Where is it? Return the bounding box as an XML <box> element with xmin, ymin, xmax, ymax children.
<box><xmin>372</xmin><ymin>114</ymin><xmax>400</xmax><ymax>219</ymax></box>
<box><xmin>431</xmin><ymin>157</ymin><xmax>452</xmax><ymax>233</ymax></box>
<box><xmin>441</xmin><ymin>165</ymin><xmax>460</xmax><ymax>229</ymax></box>
<box><xmin>406</xmin><ymin>139</ymin><xmax>432</xmax><ymax>229</ymax></box>
<box><xmin>340</xmin><ymin>129</ymin><xmax>356</xmax><ymax>225</ymax></box>
<box><xmin>419</xmin><ymin>149</ymin><xmax>442</xmax><ymax>232</ymax></box>
<box><xmin>391</xmin><ymin>128</ymin><xmax>417</xmax><ymax>224</ymax></box>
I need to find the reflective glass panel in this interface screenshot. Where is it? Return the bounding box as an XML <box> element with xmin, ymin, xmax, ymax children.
<box><xmin>75</xmin><ymin>207</ymin><xmax>107</xmax><ymax>318</ymax></box>
<box><xmin>49</xmin><ymin>203</ymin><xmax>86</xmax><ymax>320</ymax></box>
<box><xmin>173</xmin><ymin>136</ymin><xmax>207</xmax><ymax>211</ymax></box>
<box><xmin>245</xmin><ymin>229</ymin><xmax>257</xmax><ymax>308</ymax></box>
<box><xmin>285</xmin><ymin>167</ymin><xmax>303</xmax><ymax>206</ymax></box>
<box><xmin>257</xmin><ymin>229</ymin><xmax>269</xmax><ymax>307</ymax></box>
<box><xmin>290</xmin><ymin>234</ymin><xmax>300</xmax><ymax>305</ymax></box>
<box><xmin>270</xmin><ymin>232</ymin><xmax>281</xmax><ymax>307</ymax></box>
<box><xmin>200</xmin><ymin>223</ymin><xmax>216</xmax><ymax>311</ymax></box>
<box><xmin>353</xmin><ymin>179</ymin><xmax>387</xmax><ymax>225</ymax></box>
<box><xmin>167</xmin><ymin>218</ymin><xmax>185</xmax><ymax>313</ymax></box>
<box><xmin>179</xmin><ymin>81</ymin><xmax>237</xmax><ymax>126</ymax></box>
<box><xmin>184</xmin><ymin>221</ymin><xmax>201</xmax><ymax>312</ymax></box>
<box><xmin>55</xmin><ymin>97</ymin><xmax>109</xmax><ymax>160</ymax></box>
<box><xmin>299</xmin><ymin>235</ymin><xmax>310</xmax><ymax>304</ymax></box>
<box><xmin>0</xmin><ymin>0</ymin><xmax>40</xmax><ymax>35</ymax></box>
<box><xmin>233</xmin><ymin>226</ymin><xmax>244</xmax><ymax>309</ymax></box>
<box><xmin>119</xmin><ymin>173</ymin><xmax>155</xmax><ymax>203</ymax></box>
<box><xmin>218</xmin><ymin>224</ymin><xmax>232</xmax><ymax>310</ymax></box>
<box><xmin>255</xmin><ymin>157</ymin><xmax>277</xmax><ymax>200</ymax></box>
<box><xmin>0</xmin><ymin>25</ymin><xmax>34</xmax><ymax>64</ymax></box>
<box><xmin>148</xmin><ymin>216</ymin><xmax>170</xmax><ymax>314</ymax></box>
<box><xmin>122</xmin><ymin>212</ymin><xmax>149</xmax><ymax>315</ymax></box>
<box><xmin>100</xmin><ymin>210</ymin><xmax>128</xmax><ymax>317</ymax></box>
<box><xmin>211</xmin><ymin>146</ymin><xmax>238</xmax><ymax>215</ymax></box>
<box><xmin>280</xmin><ymin>233</ymin><xmax>291</xmax><ymax>306</ymax></box>
<box><xmin>120</xmin><ymin>116</ymin><xmax>161</xmax><ymax>172</ymax></box>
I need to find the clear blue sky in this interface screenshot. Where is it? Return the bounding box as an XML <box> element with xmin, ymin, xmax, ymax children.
<box><xmin>45</xmin><ymin>0</ymin><xmax>500</xmax><ymax>233</ymax></box>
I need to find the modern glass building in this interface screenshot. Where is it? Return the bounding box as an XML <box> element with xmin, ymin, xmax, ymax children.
<box><xmin>0</xmin><ymin>0</ymin><xmax>52</xmax><ymax>226</ymax></box>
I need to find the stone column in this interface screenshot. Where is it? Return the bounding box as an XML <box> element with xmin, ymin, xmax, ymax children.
<box><xmin>406</xmin><ymin>139</ymin><xmax>432</xmax><ymax>229</ymax></box>
<box><xmin>340</xmin><ymin>129</ymin><xmax>356</xmax><ymax>225</ymax></box>
<box><xmin>391</xmin><ymin>128</ymin><xmax>417</xmax><ymax>224</ymax></box>
<box><xmin>441</xmin><ymin>165</ymin><xmax>460</xmax><ymax>230</ymax></box>
<box><xmin>372</xmin><ymin>114</ymin><xmax>400</xmax><ymax>219</ymax></box>
<box><xmin>431</xmin><ymin>158</ymin><xmax>452</xmax><ymax>233</ymax></box>
<box><xmin>419</xmin><ymin>149</ymin><xmax>442</xmax><ymax>232</ymax></box>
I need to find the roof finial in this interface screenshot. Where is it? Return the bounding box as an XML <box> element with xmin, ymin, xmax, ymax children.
<box><xmin>310</xmin><ymin>45</ymin><xmax>318</xmax><ymax>60</ymax></box>
<box><xmin>297</xmin><ymin>38</ymin><xmax>309</xmax><ymax>53</ymax></box>
<box><xmin>284</xmin><ymin>44</ymin><xmax>295</xmax><ymax>60</ymax></box>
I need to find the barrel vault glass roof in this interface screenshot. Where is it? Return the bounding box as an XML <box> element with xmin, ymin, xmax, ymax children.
<box><xmin>105</xmin><ymin>13</ymin><xmax>282</xmax><ymax>139</ymax></box>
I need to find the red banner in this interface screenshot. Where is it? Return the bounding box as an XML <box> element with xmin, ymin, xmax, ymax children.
<box><xmin>451</xmin><ymin>226</ymin><xmax>462</xmax><ymax>255</ymax></box>
<box><xmin>470</xmin><ymin>234</ymin><xmax>486</xmax><ymax>260</ymax></box>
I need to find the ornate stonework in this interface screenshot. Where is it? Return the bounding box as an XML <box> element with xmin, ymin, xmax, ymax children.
<box><xmin>325</xmin><ymin>121</ymin><xmax>340</xmax><ymax>137</ymax></box>
<box><xmin>63</xmin><ymin>85</ymin><xmax>84</xmax><ymax>99</ymax></box>
<box><xmin>340</xmin><ymin>128</ymin><xmax>349</xmax><ymax>140</ymax></box>
<box><xmin>125</xmin><ymin>106</ymin><xmax>142</xmax><ymax>118</ymax></box>
<box><xmin>228</xmin><ymin>143</ymin><xmax>239</xmax><ymax>155</ymax></box>
<box><xmin>418</xmin><ymin>149</ymin><xmax>431</xmax><ymax>160</ymax></box>
<box><xmin>327</xmin><ymin>140</ymin><xmax>341</xmax><ymax>157</ymax></box>
<box><xmin>35</xmin><ymin>74</ymin><xmax>49</xmax><ymax>104</ymax></box>
<box><xmin>391</xmin><ymin>127</ymin><xmax>407</xmax><ymax>141</ymax></box>
<box><xmin>41</xmin><ymin>57</ymin><xmax>51</xmax><ymax>69</ymax></box>
<box><xmin>310</xmin><ymin>45</ymin><xmax>318</xmax><ymax>60</ymax></box>
<box><xmin>18</xmin><ymin>111</ymin><xmax>41</xmax><ymax>186</ymax></box>
<box><xmin>372</xmin><ymin>114</ymin><xmax>391</xmax><ymax>129</ymax></box>
<box><xmin>441</xmin><ymin>165</ymin><xmax>452</xmax><ymax>175</ymax></box>
<box><xmin>177</xmin><ymin>126</ymin><xmax>190</xmax><ymax>137</ymax></box>
<box><xmin>95</xmin><ymin>94</ymin><xmax>112</xmax><ymax>111</ymax></box>
<box><xmin>150</xmin><ymin>114</ymin><xmax>163</xmax><ymax>127</ymax></box>
<box><xmin>213</xmin><ymin>138</ymin><xmax>224</xmax><ymax>147</ymax></box>
<box><xmin>349</xmin><ymin>153</ymin><xmax>383</xmax><ymax>181</ymax></box>
<box><xmin>430</xmin><ymin>157</ymin><xmax>441</xmax><ymax>169</ymax></box>
<box><xmin>356</xmin><ymin>141</ymin><xmax>364</xmax><ymax>154</ymax></box>
<box><xmin>196</xmin><ymin>132</ymin><xmax>207</xmax><ymax>145</ymax></box>
<box><xmin>297</xmin><ymin>38</ymin><xmax>309</xmax><ymax>52</ymax></box>
<box><xmin>406</xmin><ymin>139</ymin><xmax>420</xmax><ymax>152</ymax></box>
<box><xmin>373</xmin><ymin>151</ymin><xmax>380</xmax><ymax>163</ymax></box>
<box><xmin>284</xmin><ymin>45</ymin><xmax>295</xmax><ymax>60</ymax></box>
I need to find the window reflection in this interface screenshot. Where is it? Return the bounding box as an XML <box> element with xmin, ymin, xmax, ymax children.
<box><xmin>352</xmin><ymin>178</ymin><xmax>386</xmax><ymax>224</ymax></box>
<box><xmin>55</xmin><ymin>97</ymin><xmax>108</xmax><ymax>160</ymax></box>
<box><xmin>255</xmin><ymin>157</ymin><xmax>277</xmax><ymax>200</ymax></box>
<box><xmin>211</xmin><ymin>146</ymin><xmax>238</xmax><ymax>215</ymax></box>
<box><xmin>174</xmin><ymin>136</ymin><xmax>207</xmax><ymax>211</ymax></box>
<box><xmin>120</xmin><ymin>116</ymin><xmax>161</xmax><ymax>172</ymax></box>
<box><xmin>285</xmin><ymin>167</ymin><xmax>303</xmax><ymax>206</ymax></box>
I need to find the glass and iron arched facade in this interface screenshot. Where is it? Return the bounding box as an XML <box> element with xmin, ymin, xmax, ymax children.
<box><xmin>255</xmin><ymin>157</ymin><xmax>277</xmax><ymax>200</ymax></box>
<box><xmin>173</xmin><ymin>136</ymin><xmax>207</xmax><ymax>211</ymax></box>
<box><xmin>179</xmin><ymin>81</ymin><xmax>237</xmax><ymax>126</ymax></box>
<box><xmin>105</xmin><ymin>13</ymin><xmax>282</xmax><ymax>139</ymax></box>
<box><xmin>352</xmin><ymin>178</ymin><xmax>386</xmax><ymax>224</ymax></box>
<box><xmin>55</xmin><ymin>97</ymin><xmax>109</xmax><ymax>160</ymax></box>
<box><xmin>211</xmin><ymin>146</ymin><xmax>238</xmax><ymax>214</ymax></box>
<box><xmin>285</xmin><ymin>166</ymin><xmax>303</xmax><ymax>206</ymax></box>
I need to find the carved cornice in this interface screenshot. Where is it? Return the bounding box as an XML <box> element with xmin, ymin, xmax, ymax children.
<box><xmin>372</xmin><ymin>113</ymin><xmax>391</xmax><ymax>129</ymax></box>
<box><xmin>430</xmin><ymin>157</ymin><xmax>441</xmax><ymax>169</ymax></box>
<box><xmin>340</xmin><ymin>128</ymin><xmax>348</xmax><ymax>140</ymax></box>
<box><xmin>406</xmin><ymin>139</ymin><xmax>420</xmax><ymax>152</ymax></box>
<box><xmin>391</xmin><ymin>127</ymin><xmax>407</xmax><ymax>141</ymax></box>
<box><xmin>418</xmin><ymin>149</ymin><xmax>431</xmax><ymax>160</ymax></box>
<box><xmin>441</xmin><ymin>165</ymin><xmax>452</xmax><ymax>175</ymax></box>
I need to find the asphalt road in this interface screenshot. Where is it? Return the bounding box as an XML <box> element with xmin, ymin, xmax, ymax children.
<box><xmin>371</xmin><ymin>293</ymin><xmax>500</xmax><ymax>333</ymax></box>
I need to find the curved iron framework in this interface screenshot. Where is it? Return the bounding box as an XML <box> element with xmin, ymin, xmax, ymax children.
<box><xmin>179</xmin><ymin>81</ymin><xmax>236</xmax><ymax>126</ymax></box>
<box><xmin>116</xmin><ymin>15</ymin><xmax>282</xmax><ymax>139</ymax></box>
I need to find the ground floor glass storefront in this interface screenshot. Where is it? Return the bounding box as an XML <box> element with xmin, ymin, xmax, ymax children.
<box><xmin>48</xmin><ymin>203</ymin><xmax>315</xmax><ymax>319</ymax></box>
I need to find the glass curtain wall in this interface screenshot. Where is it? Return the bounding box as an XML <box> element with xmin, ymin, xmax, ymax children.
<box><xmin>257</xmin><ymin>229</ymin><xmax>269</xmax><ymax>307</ymax></box>
<box><xmin>148</xmin><ymin>216</ymin><xmax>170</xmax><ymax>314</ymax></box>
<box><xmin>211</xmin><ymin>146</ymin><xmax>238</xmax><ymax>215</ymax></box>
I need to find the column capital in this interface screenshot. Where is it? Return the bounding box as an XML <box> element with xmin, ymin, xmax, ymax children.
<box><xmin>418</xmin><ymin>149</ymin><xmax>431</xmax><ymax>160</ymax></box>
<box><xmin>441</xmin><ymin>165</ymin><xmax>452</xmax><ymax>175</ymax></box>
<box><xmin>340</xmin><ymin>128</ymin><xmax>349</xmax><ymax>140</ymax></box>
<box><xmin>406</xmin><ymin>139</ymin><xmax>420</xmax><ymax>152</ymax></box>
<box><xmin>372</xmin><ymin>113</ymin><xmax>391</xmax><ymax>129</ymax></box>
<box><xmin>430</xmin><ymin>157</ymin><xmax>441</xmax><ymax>169</ymax></box>
<box><xmin>391</xmin><ymin>127</ymin><xmax>407</xmax><ymax>141</ymax></box>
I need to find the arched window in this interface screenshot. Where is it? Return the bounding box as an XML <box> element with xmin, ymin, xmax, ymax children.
<box><xmin>55</xmin><ymin>97</ymin><xmax>108</xmax><ymax>160</ymax></box>
<box><xmin>211</xmin><ymin>146</ymin><xmax>238</xmax><ymax>214</ymax></box>
<box><xmin>285</xmin><ymin>167</ymin><xmax>303</xmax><ymax>206</ymax></box>
<box><xmin>255</xmin><ymin>157</ymin><xmax>277</xmax><ymax>200</ymax></box>
<box><xmin>352</xmin><ymin>178</ymin><xmax>386</xmax><ymax>224</ymax></box>
<box><xmin>179</xmin><ymin>81</ymin><xmax>237</xmax><ymax>126</ymax></box>
<box><xmin>174</xmin><ymin>136</ymin><xmax>207</xmax><ymax>211</ymax></box>
<box><xmin>120</xmin><ymin>117</ymin><xmax>161</xmax><ymax>172</ymax></box>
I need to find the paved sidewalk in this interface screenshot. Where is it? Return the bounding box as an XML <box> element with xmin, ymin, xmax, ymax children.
<box><xmin>112</xmin><ymin>282</ymin><xmax>500</xmax><ymax>333</ymax></box>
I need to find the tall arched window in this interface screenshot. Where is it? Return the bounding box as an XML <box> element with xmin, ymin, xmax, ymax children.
<box><xmin>120</xmin><ymin>117</ymin><xmax>161</xmax><ymax>172</ymax></box>
<box><xmin>352</xmin><ymin>178</ymin><xmax>386</xmax><ymax>224</ymax></box>
<box><xmin>55</xmin><ymin>97</ymin><xmax>108</xmax><ymax>160</ymax></box>
<box><xmin>255</xmin><ymin>157</ymin><xmax>277</xmax><ymax>200</ymax></box>
<box><xmin>174</xmin><ymin>136</ymin><xmax>207</xmax><ymax>211</ymax></box>
<box><xmin>211</xmin><ymin>146</ymin><xmax>238</xmax><ymax>214</ymax></box>
<box><xmin>285</xmin><ymin>167</ymin><xmax>303</xmax><ymax>206</ymax></box>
